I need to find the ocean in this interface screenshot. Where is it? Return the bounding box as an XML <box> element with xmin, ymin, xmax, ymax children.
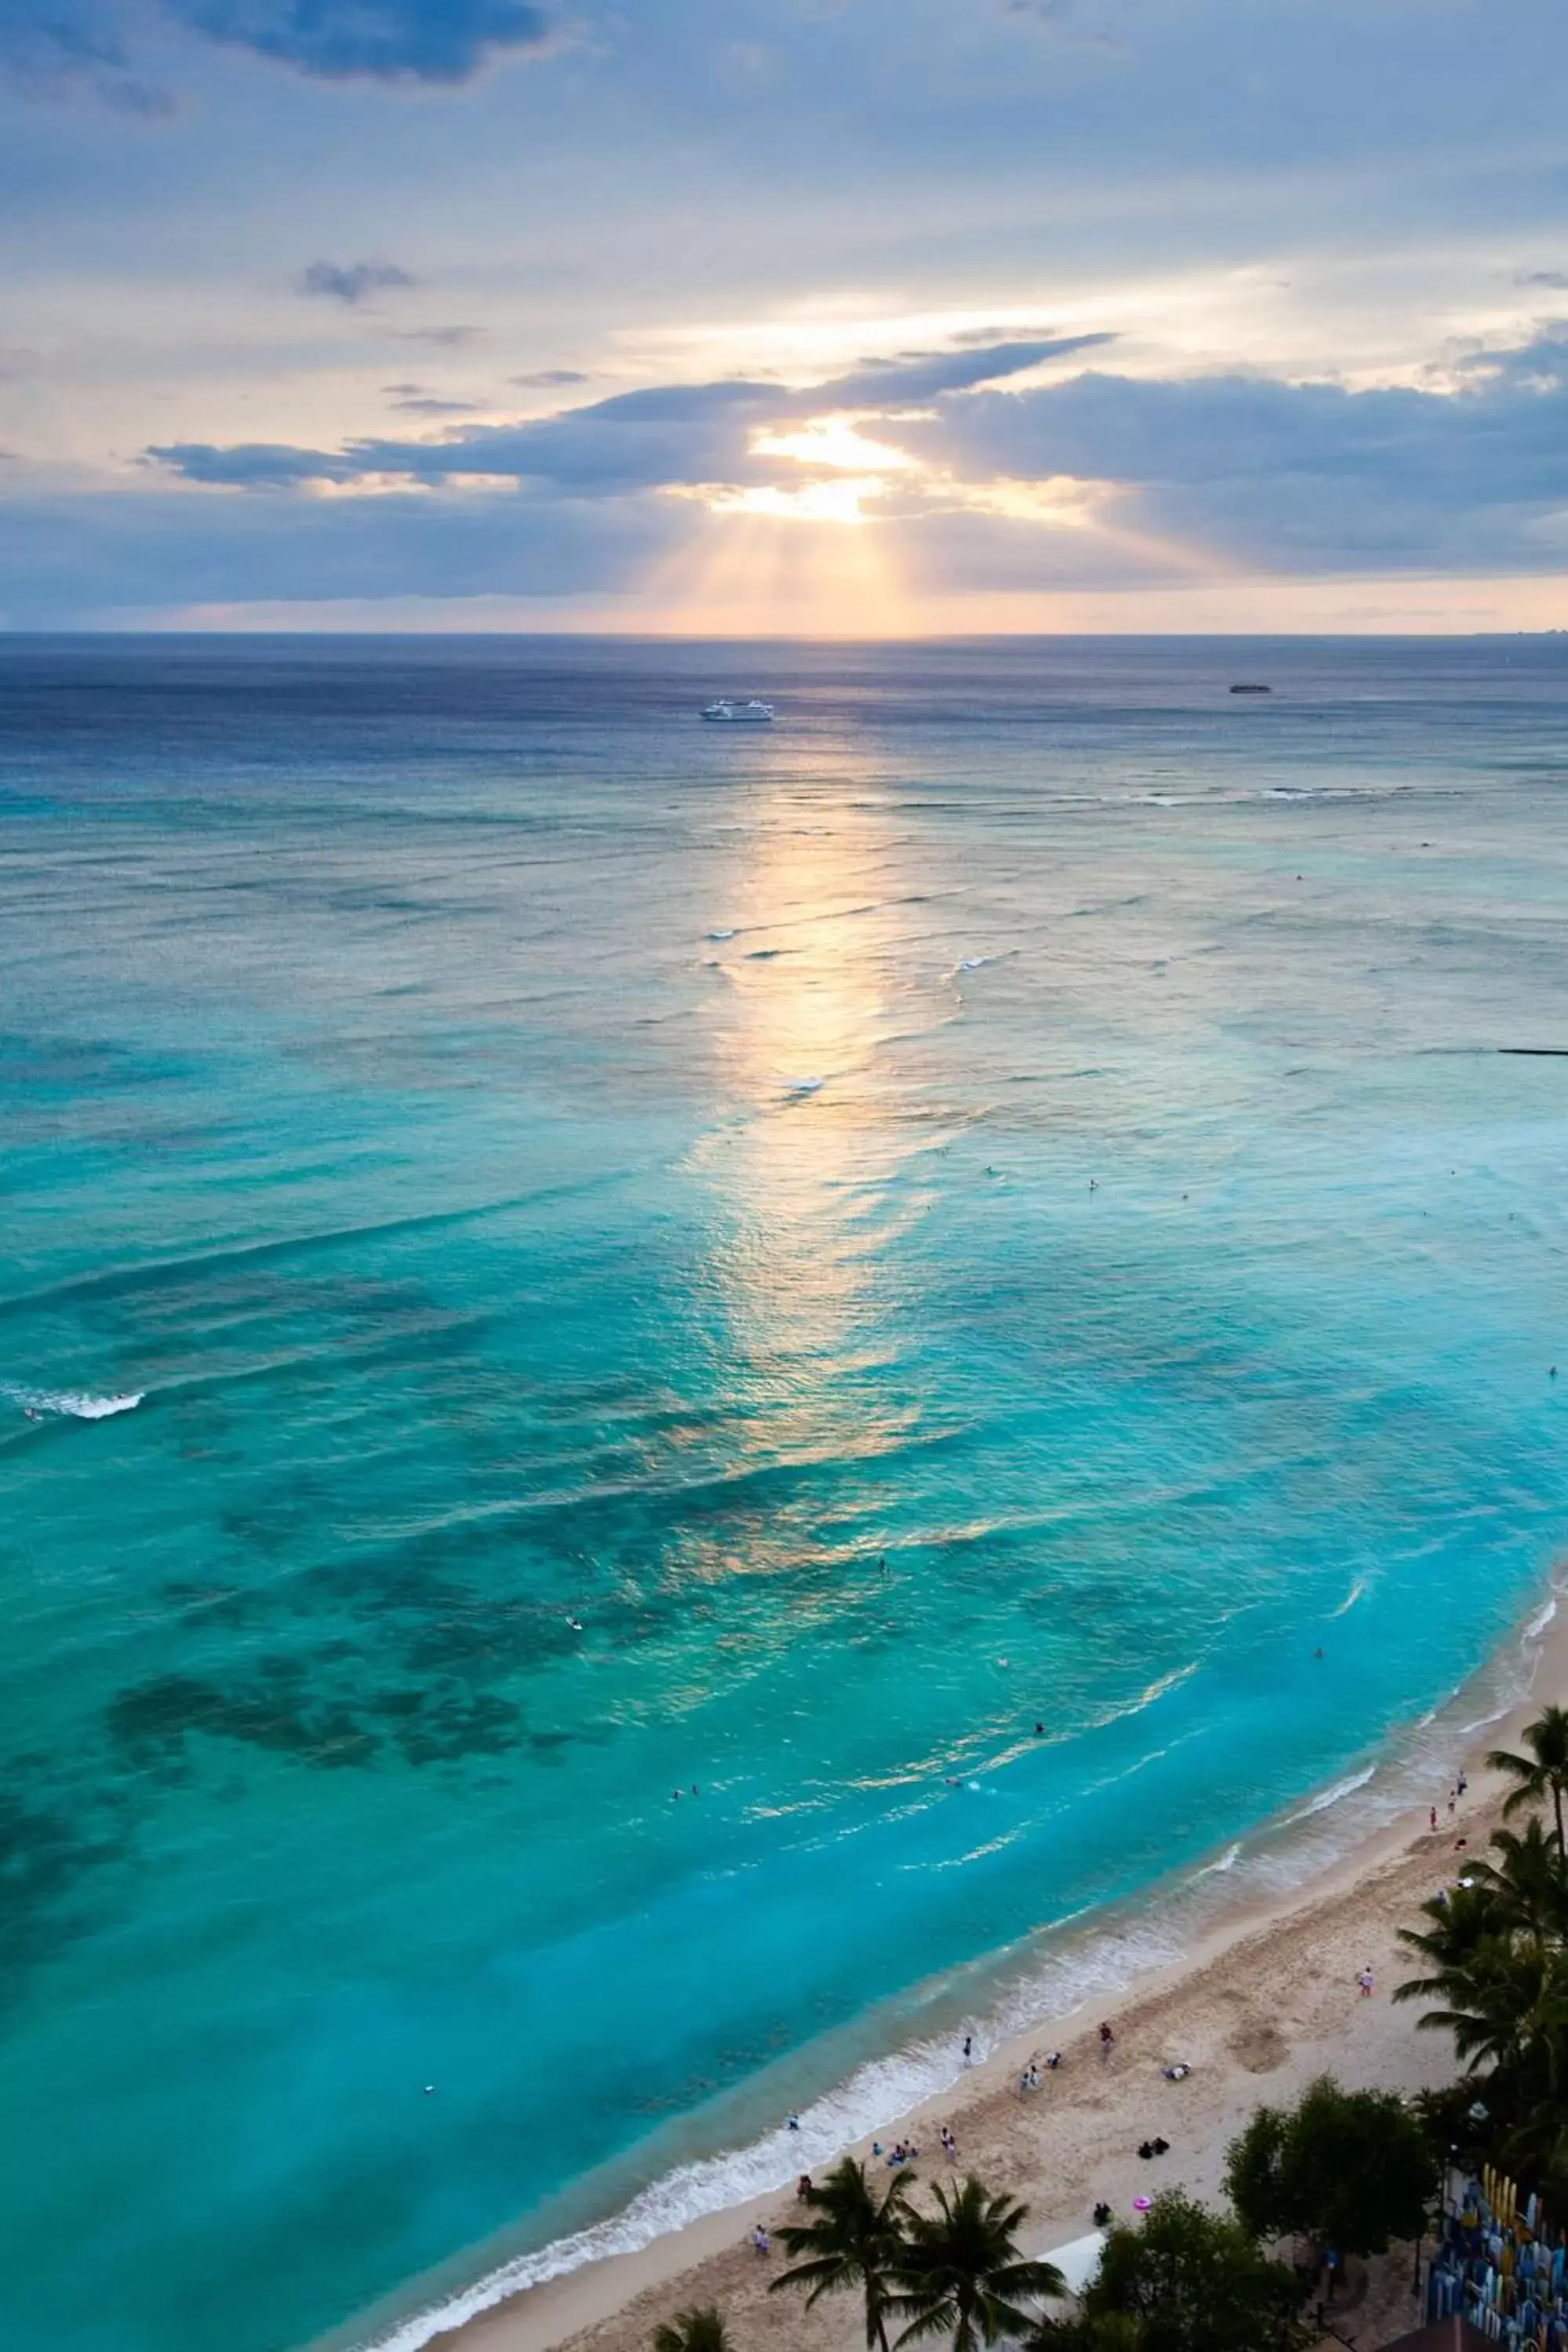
<box><xmin>2</xmin><ymin>633</ymin><xmax>1566</xmax><ymax>2352</ymax></box>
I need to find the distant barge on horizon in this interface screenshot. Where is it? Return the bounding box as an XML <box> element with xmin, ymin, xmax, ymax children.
<box><xmin>1229</xmin><ymin>681</ymin><xmax>1272</xmax><ymax>694</ymax></box>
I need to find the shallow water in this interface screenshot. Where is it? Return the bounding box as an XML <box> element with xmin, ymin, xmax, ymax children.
<box><xmin>2</xmin><ymin>634</ymin><xmax>1567</xmax><ymax>2352</ymax></box>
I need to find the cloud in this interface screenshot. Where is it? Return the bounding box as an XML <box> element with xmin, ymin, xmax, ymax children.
<box><xmin>0</xmin><ymin>0</ymin><xmax>552</xmax><ymax>98</ymax></box>
<box><xmin>174</xmin><ymin>0</ymin><xmax>551</xmax><ymax>82</ymax></box>
<box><xmin>1515</xmin><ymin>270</ymin><xmax>1568</xmax><ymax>290</ymax></box>
<box><xmin>390</xmin><ymin>325</ymin><xmax>481</xmax><ymax>347</ymax></box>
<box><xmin>297</xmin><ymin>259</ymin><xmax>416</xmax><ymax>305</ymax></box>
<box><xmin>918</xmin><ymin>331</ymin><xmax>1568</xmax><ymax>571</ymax></box>
<box><xmin>510</xmin><ymin>368</ymin><xmax>590</xmax><ymax>387</ymax></box>
<box><xmin>997</xmin><ymin>0</ymin><xmax>1127</xmax><ymax>56</ymax></box>
<box><xmin>129</xmin><ymin>325</ymin><xmax>1568</xmax><ymax>595</ymax></box>
<box><xmin>147</xmin><ymin>339</ymin><xmax>1109</xmax><ymax>494</ymax></box>
<box><xmin>0</xmin><ymin>1</ymin><xmax>181</xmax><ymax>111</ymax></box>
<box><xmin>825</xmin><ymin>336</ymin><xmax>1111</xmax><ymax>407</ymax></box>
<box><xmin>0</xmin><ymin>485</ymin><xmax>682</xmax><ymax>625</ymax></box>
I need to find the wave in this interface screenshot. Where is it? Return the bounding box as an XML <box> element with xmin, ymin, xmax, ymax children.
<box><xmin>1279</xmin><ymin>1763</ymin><xmax>1377</xmax><ymax>1828</ymax></box>
<box><xmin>360</xmin><ymin>1910</ymin><xmax>1185</xmax><ymax>2352</ymax></box>
<box><xmin>3</xmin><ymin>1383</ymin><xmax>143</xmax><ymax>1420</ymax></box>
<box><xmin>354</xmin><ymin>1577</ymin><xmax>1568</xmax><ymax>2352</ymax></box>
<box><xmin>1328</xmin><ymin>1577</ymin><xmax>1368</xmax><ymax>1618</ymax></box>
<box><xmin>1525</xmin><ymin>1593</ymin><xmax>1559</xmax><ymax>1642</ymax></box>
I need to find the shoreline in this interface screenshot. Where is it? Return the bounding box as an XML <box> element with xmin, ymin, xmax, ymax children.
<box><xmin>338</xmin><ymin>1578</ymin><xmax>1568</xmax><ymax>2352</ymax></box>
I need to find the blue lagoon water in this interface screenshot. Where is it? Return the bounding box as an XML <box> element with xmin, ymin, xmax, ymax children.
<box><xmin>2</xmin><ymin>634</ymin><xmax>1568</xmax><ymax>2352</ymax></box>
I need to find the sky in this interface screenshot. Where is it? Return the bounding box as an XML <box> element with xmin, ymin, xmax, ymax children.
<box><xmin>2</xmin><ymin>0</ymin><xmax>1567</xmax><ymax>632</ymax></box>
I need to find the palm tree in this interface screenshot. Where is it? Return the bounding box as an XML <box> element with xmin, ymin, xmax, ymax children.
<box><xmin>771</xmin><ymin>2158</ymin><xmax>917</xmax><ymax>2352</ymax></box>
<box><xmin>1472</xmin><ymin>1817</ymin><xmax>1568</xmax><ymax>1945</ymax></box>
<box><xmin>1488</xmin><ymin>1704</ymin><xmax>1568</xmax><ymax>1857</ymax></box>
<box><xmin>890</xmin><ymin>2176</ymin><xmax>1065</xmax><ymax>2352</ymax></box>
<box><xmin>1396</xmin><ymin>1896</ymin><xmax>1568</xmax><ymax>2089</ymax></box>
<box><xmin>652</xmin><ymin>2308</ymin><xmax>731</xmax><ymax>2352</ymax></box>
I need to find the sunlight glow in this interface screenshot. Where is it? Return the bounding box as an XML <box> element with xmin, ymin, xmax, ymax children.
<box><xmin>751</xmin><ymin>415</ymin><xmax>918</xmax><ymax>474</ymax></box>
<box><xmin>706</xmin><ymin>477</ymin><xmax>887</xmax><ymax>526</ymax></box>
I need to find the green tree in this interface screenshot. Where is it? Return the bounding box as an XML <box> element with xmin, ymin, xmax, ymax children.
<box><xmin>652</xmin><ymin>2308</ymin><xmax>731</xmax><ymax>2352</ymax></box>
<box><xmin>1472</xmin><ymin>1817</ymin><xmax>1568</xmax><ymax>1945</ymax></box>
<box><xmin>1025</xmin><ymin>2317</ymin><xmax>1145</xmax><ymax>2352</ymax></box>
<box><xmin>1396</xmin><ymin>1904</ymin><xmax>1568</xmax><ymax>2088</ymax></box>
<box><xmin>1079</xmin><ymin>2192</ymin><xmax>1307</xmax><ymax>2352</ymax></box>
<box><xmin>771</xmin><ymin>2159</ymin><xmax>917</xmax><ymax>2352</ymax></box>
<box><xmin>1225</xmin><ymin>2075</ymin><xmax>1436</xmax><ymax>2261</ymax></box>
<box><xmin>890</xmin><ymin>2176</ymin><xmax>1065</xmax><ymax>2352</ymax></box>
<box><xmin>1489</xmin><ymin>1703</ymin><xmax>1568</xmax><ymax>1856</ymax></box>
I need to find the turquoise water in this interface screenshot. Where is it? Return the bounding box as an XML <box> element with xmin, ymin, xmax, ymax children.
<box><xmin>2</xmin><ymin>635</ymin><xmax>1567</xmax><ymax>2352</ymax></box>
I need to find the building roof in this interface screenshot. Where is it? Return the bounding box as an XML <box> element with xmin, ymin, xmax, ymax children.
<box><xmin>1373</xmin><ymin>2320</ymin><xmax>1493</xmax><ymax>2352</ymax></box>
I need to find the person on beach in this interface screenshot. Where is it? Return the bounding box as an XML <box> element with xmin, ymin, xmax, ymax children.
<box><xmin>753</xmin><ymin>2225</ymin><xmax>770</xmax><ymax>2256</ymax></box>
<box><xmin>1430</xmin><ymin>1806</ymin><xmax>1439</xmax><ymax>1831</ymax></box>
<box><xmin>1045</xmin><ymin>2050</ymin><xmax>1062</xmax><ymax>2071</ymax></box>
<box><xmin>1099</xmin><ymin>2020</ymin><xmax>1115</xmax><ymax>2056</ymax></box>
<box><xmin>940</xmin><ymin>2125</ymin><xmax>957</xmax><ymax>2162</ymax></box>
<box><xmin>1357</xmin><ymin>1965</ymin><xmax>1374</xmax><ymax>1997</ymax></box>
<box><xmin>1457</xmin><ymin>1771</ymin><xmax>1468</xmax><ymax>1797</ymax></box>
<box><xmin>962</xmin><ymin>2033</ymin><xmax>973</xmax><ymax>2063</ymax></box>
<box><xmin>797</xmin><ymin>2174</ymin><xmax>812</xmax><ymax>2199</ymax></box>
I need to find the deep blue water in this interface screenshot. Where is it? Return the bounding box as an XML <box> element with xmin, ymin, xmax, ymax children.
<box><xmin>2</xmin><ymin>634</ymin><xmax>1567</xmax><ymax>2352</ymax></box>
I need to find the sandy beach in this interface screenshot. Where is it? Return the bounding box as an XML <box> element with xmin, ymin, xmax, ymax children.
<box><xmin>414</xmin><ymin>1602</ymin><xmax>1566</xmax><ymax>2352</ymax></box>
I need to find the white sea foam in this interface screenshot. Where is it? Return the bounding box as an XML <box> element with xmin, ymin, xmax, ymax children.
<box><xmin>4</xmin><ymin>1384</ymin><xmax>143</xmax><ymax>1421</ymax></box>
<box><xmin>1329</xmin><ymin>1577</ymin><xmax>1368</xmax><ymax>1618</ymax></box>
<box><xmin>355</xmin><ymin>1579</ymin><xmax>1568</xmax><ymax>2352</ymax></box>
<box><xmin>1525</xmin><ymin>1594</ymin><xmax>1559</xmax><ymax>1642</ymax></box>
<box><xmin>359</xmin><ymin>1904</ymin><xmax>1192</xmax><ymax>2352</ymax></box>
<box><xmin>1279</xmin><ymin>1763</ymin><xmax>1376</xmax><ymax>1827</ymax></box>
